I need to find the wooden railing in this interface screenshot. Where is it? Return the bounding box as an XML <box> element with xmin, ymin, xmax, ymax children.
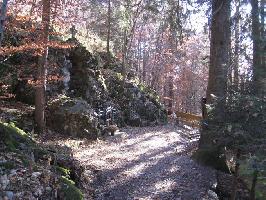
<box><xmin>176</xmin><ymin>112</ymin><xmax>202</xmax><ymax>121</ymax></box>
<box><xmin>168</xmin><ymin>111</ymin><xmax>203</xmax><ymax>127</ymax></box>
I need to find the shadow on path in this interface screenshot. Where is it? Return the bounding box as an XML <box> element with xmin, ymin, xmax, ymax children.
<box><xmin>75</xmin><ymin>125</ymin><xmax>216</xmax><ymax>200</ymax></box>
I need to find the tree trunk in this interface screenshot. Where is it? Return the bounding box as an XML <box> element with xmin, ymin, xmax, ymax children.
<box><xmin>233</xmin><ymin>0</ymin><xmax>240</xmax><ymax>91</ymax></box>
<box><xmin>0</xmin><ymin>0</ymin><xmax>8</xmax><ymax>47</ymax></box>
<box><xmin>34</xmin><ymin>0</ymin><xmax>51</xmax><ymax>134</ymax></box>
<box><xmin>198</xmin><ymin>0</ymin><xmax>231</xmax><ymax>166</ymax></box>
<box><xmin>231</xmin><ymin>149</ymin><xmax>240</xmax><ymax>200</ymax></box>
<box><xmin>206</xmin><ymin>0</ymin><xmax>231</xmax><ymax>121</ymax></box>
<box><xmin>168</xmin><ymin>75</ymin><xmax>174</xmax><ymax>110</ymax></box>
<box><xmin>260</xmin><ymin>0</ymin><xmax>265</xmax><ymax>70</ymax></box>
<box><xmin>106</xmin><ymin>0</ymin><xmax>111</xmax><ymax>65</ymax></box>
<box><xmin>251</xmin><ymin>0</ymin><xmax>265</xmax><ymax>95</ymax></box>
<box><xmin>250</xmin><ymin>169</ymin><xmax>258</xmax><ymax>200</ymax></box>
<box><xmin>122</xmin><ymin>29</ymin><xmax>127</xmax><ymax>84</ymax></box>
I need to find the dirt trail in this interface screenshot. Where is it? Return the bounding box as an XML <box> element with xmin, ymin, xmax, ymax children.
<box><xmin>74</xmin><ymin>125</ymin><xmax>217</xmax><ymax>200</ymax></box>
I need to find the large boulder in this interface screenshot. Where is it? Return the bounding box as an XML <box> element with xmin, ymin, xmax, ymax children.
<box><xmin>47</xmin><ymin>96</ymin><xmax>100</xmax><ymax>139</ymax></box>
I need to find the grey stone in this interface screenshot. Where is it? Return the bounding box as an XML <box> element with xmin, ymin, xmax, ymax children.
<box><xmin>47</xmin><ymin>97</ymin><xmax>100</xmax><ymax>139</ymax></box>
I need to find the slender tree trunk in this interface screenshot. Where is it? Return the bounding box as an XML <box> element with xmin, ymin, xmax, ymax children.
<box><xmin>168</xmin><ymin>75</ymin><xmax>174</xmax><ymax>110</ymax></box>
<box><xmin>231</xmin><ymin>149</ymin><xmax>240</xmax><ymax>200</ymax></box>
<box><xmin>122</xmin><ymin>29</ymin><xmax>127</xmax><ymax>84</ymax></box>
<box><xmin>142</xmin><ymin>48</ymin><xmax>147</xmax><ymax>83</ymax></box>
<box><xmin>250</xmin><ymin>169</ymin><xmax>258</xmax><ymax>200</ymax></box>
<box><xmin>106</xmin><ymin>0</ymin><xmax>111</xmax><ymax>65</ymax></box>
<box><xmin>251</xmin><ymin>0</ymin><xmax>265</xmax><ymax>95</ymax></box>
<box><xmin>260</xmin><ymin>0</ymin><xmax>265</xmax><ymax>68</ymax></box>
<box><xmin>233</xmin><ymin>0</ymin><xmax>240</xmax><ymax>91</ymax></box>
<box><xmin>35</xmin><ymin>0</ymin><xmax>51</xmax><ymax>134</ymax></box>
<box><xmin>137</xmin><ymin>33</ymin><xmax>141</xmax><ymax>79</ymax></box>
<box><xmin>0</xmin><ymin>0</ymin><xmax>8</xmax><ymax>47</ymax></box>
<box><xmin>206</xmin><ymin>0</ymin><xmax>231</xmax><ymax>121</ymax></box>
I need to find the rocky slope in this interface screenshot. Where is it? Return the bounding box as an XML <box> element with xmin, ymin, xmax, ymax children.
<box><xmin>0</xmin><ymin>37</ymin><xmax>167</xmax><ymax>139</ymax></box>
<box><xmin>0</xmin><ymin>121</ymin><xmax>85</xmax><ymax>200</ymax></box>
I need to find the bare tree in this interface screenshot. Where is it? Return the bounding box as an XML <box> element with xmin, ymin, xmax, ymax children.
<box><xmin>34</xmin><ymin>0</ymin><xmax>51</xmax><ymax>134</ymax></box>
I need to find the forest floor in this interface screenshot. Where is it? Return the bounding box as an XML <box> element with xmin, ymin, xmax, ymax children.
<box><xmin>46</xmin><ymin>125</ymin><xmax>218</xmax><ymax>200</ymax></box>
<box><xmin>1</xmin><ymin>100</ymin><xmax>220</xmax><ymax>199</ymax></box>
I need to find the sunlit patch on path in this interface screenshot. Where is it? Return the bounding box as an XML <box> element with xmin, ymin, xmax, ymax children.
<box><xmin>74</xmin><ymin>125</ymin><xmax>216</xmax><ymax>200</ymax></box>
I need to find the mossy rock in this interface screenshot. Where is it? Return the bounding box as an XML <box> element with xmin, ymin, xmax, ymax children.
<box><xmin>32</xmin><ymin>147</ymin><xmax>56</xmax><ymax>164</ymax></box>
<box><xmin>59</xmin><ymin>176</ymin><xmax>84</xmax><ymax>200</ymax></box>
<box><xmin>0</xmin><ymin>161</ymin><xmax>15</xmax><ymax>170</ymax></box>
<box><xmin>47</xmin><ymin>98</ymin><xmax>100</xmax><ymax>139</ymax></box>
<box><xmin>0</xmin><ymin>122</ymin><xmax>34</xmax><ymax>151</ymax></box>
<box><xmin>193</xmin><ymin>147</ymin><xmax>229</xmax><ymax>172</ymax></box>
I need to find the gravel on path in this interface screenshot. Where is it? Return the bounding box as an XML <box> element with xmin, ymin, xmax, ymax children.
<box><xmin>74</xmin><ymin>125</ymin><xmax>218</xmax><ymax>200</ymax></box>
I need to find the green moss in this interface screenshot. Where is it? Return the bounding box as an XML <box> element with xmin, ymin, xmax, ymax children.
<box><xmin>116</xmin><ymin>73</ymin><xmax>123</xmax><ymax>80</ymax></box>
<box><xmin>22</xmin><ymin>159</ymin><xmax>31</xmax><ymax>167</ymax></box>
<box><xmin>0</xmin><ymin>122</ymin><xmax>34</xmax><ymax>151</ymax></box>
<box><xmin>0</xmin><ymin>161</ymin><xmax>15</xmax><ymax>169</ymax></box>
<box><xmin>56</xmin><ymin>166</ymin><xmax>71</xmax><ymax>178</ymax></box>
<box><xmin>137</xmin><ymin>83</ymin><xmax>160</xmax><ymax>105</ymax></box>
<box><xmin>239</xmin><ymin>160</ymin><xmax>266</xmax><ymax>199</ymax></box>
<box><xmin>60</xmin><ymin>176</ymin><xmax>84</xmax><ymax>200</ymax></box>
<box><xmin>17</xmin><ymin>154</ymin><xmax>31</xmax><ymax>167</ymax></box>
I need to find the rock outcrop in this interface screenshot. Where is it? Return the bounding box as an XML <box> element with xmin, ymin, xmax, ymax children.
<box><xmin>67</xmin><ymin>44</ymin><xmax>167</xmax><ymax>128</ymax></box>
<box><xmin>46</xmin><ymin>97</ymin><xmax>99</xmax><ymax>139</ymax></box>
<box><xmin>0</xmin><ymin>38</ymin><xmax>167</xmax><ymax>138</ymax></box>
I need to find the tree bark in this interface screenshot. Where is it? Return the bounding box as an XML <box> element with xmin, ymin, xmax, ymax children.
<box><xmin>106</xmin><ymin>0</ymin><xmax>111</xmax><ymax>65</ymax></box>
<box><xmin>206</xmin><ymin>0</ymin><xmax>231</xmax><ymax>121</ymax></box>
<box><xmin>260</xmin><ymin>0</ymin><xmax>265</xmax><ymax>71</ymax></box>
<box><xmin>233</xmin><ymin>0</ymin><xmax>240</xmax><ymax>91</ymax></box>
<box><xmin>198</xmin><ymin>0</ymin><xmax>231</xmax><ymax>156</ymax></box>
<box><xmin>261</xmin><ymin>0</ymin><xmax>265</xmax><ymax>35</ymax></box>
<box><xmin>34</xmin><ymin>0</ymin><xmax>51</xmax><ymax>134</ymax></box>
<box><xmin>168</xmin><ymin>75</ymin><xmax>174</xmax><ymax>110</ymax></box>
<box><xmin>122</xmin><ymin>29</ymin><xmax>127</xmax><ymax>84</ymax></box>
<box><xmin>250</xmin><ymin>169</ymin><xmax>258</xmax><ymax>200</ymax></box>
<box><xmin>251</xmin><ymin>0</ymin><xmax>265</xmax><ymax>95</ymax></box>
<box><xmin>0</xmin><ymin>0</ymin><xmax>8</xmax><ymax>47</ymax></box>
<box><xmin>231</xmin><ymin>149</ymin><xmax>240</xmax><ymax>200</ymax></box>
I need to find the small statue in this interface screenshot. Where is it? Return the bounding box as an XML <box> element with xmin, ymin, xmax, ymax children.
<box><xmin>70</xmin><ymin>25</ymin><xmax>77</xmax><ymax>39</ymax></box>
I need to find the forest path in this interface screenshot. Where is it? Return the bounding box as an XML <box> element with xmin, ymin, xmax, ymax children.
<box><xmin>74</xmin><ymin>125</ymin><xmax>217</xmax><ymax>200</ymax></box>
